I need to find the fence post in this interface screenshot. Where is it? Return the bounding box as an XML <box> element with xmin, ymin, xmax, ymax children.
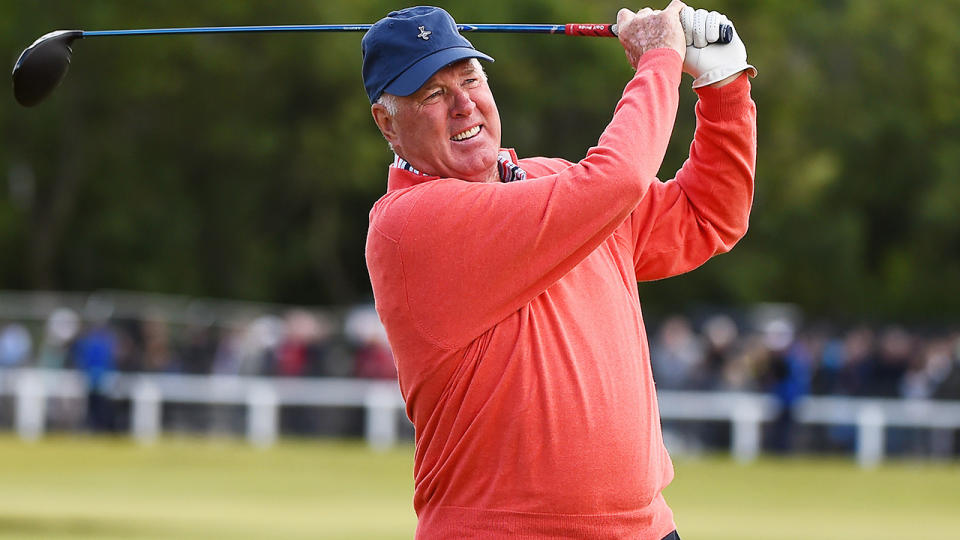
<box><xmin>857</xmin><ymin>404</ymin><xmax>885</xmax><ymax>468</ymax></box>
<box><xmin>15</xmin><ymin>370</ymin><xmax>46</xmax><ymax>441</ymax></box>
<box><xmin>731</xmin><ymin>399</ymin><xmax>762</xmax><ymax>463</ymax></box>
<box><xmin>131</xmin><ymin>379</ymin><xmax>161</xmax><ymax>445</ymax></box>
<box><xmin>365</xmin><ymin>384</ymin><xmax>398</xmax><ymax>451</ymax></box>
<box><xmin>931</xmin><ymin>428</ymin><xmax>955</xmax><ymax>458</ymax></box>
<box><xmin>246</xmin><ymin>382</ymin><xmax>278</xmax><ymax>448</ymax></box>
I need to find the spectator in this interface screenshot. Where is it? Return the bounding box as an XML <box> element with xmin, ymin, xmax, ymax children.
<box><xmin>933</xmin><ymin>334</ymin><xmax>960</xmax><ymax>400</ymax></box>
<box><xmin>901</xmin><ymin>337</ymin><xmax>949</xmax><ymax>400</ymax></box>
<box><xmin>651</xmin><ymin>316</ymin><xmax>704</xmax><ymax>390</ymax></box>
<box><xmin>111</xmin><ymin>318</ymin><xmax>143</xmax><ymax>372</ymax></box>
<box><xmin>37</xmin><ymin>308</ymin><xmax>80</xmax><ymax>369</ymax></box>
<box><xmin>721</xmin><ymin>332</ymin><xmax>767</xmax><ymax>392</ymax></box>
<box><xmin>146</xmin><ymin>315</ymin><xmax>179</xmax><ymax>372</ymax></box>
<box><xmin>238</xmin><ymin>315</ymin><xmax>285</xmax><ymax>375</ymax></box>
<box><xmin>212</xmin><ymin>324</ymin><xmax>243</xmax><ymax>376</ymax></box>
<box><xmin>354</xmin><ymin>333</ymin><xmax>397</xmax><ymax>380</ymax></box>
<box><xmin>760</xmin><ymin>319</ymin><xmax>812</xmax><ymax>453</ymax></box>
<box><xmin>0</xmin><ymin>321</ymin><xmax>33</xmax><ymax>368</ymax></box>
<box><xmin>345</xmin><ymin>305</ymin><xmax>395</xmax><ymax>380</ymax></box>
<box><xmin>867</xmin><ymin>326</ymin><xmax>913</xmax><ymax>397</ymax></box>
<box><xmin>71</xmin><ymin>322</ymin><xmax>117</xmax><ymax>432</ymax></box>
<box><xmin>811</xmin><ymin>333</ymin><xmax>845</xmax><ymax>395</ymax></box>
<box><xmin>837</xmin><ymin>326</ymin><xmax>875</xmax><ymax>396</ymax></box>
<box><xmin>274</xmin><ymin>310</ymin><xmax>322</xmax><ymax>377</ymax></box>
<box><xmin>179</xmin><ymin>322</ymin><xmax>218</xmax><ymax>374</ymax></box>
<box><xmin>701</xmin><ymin>314</ymin><xmax>740</xmax><ymax>390</ymax></box>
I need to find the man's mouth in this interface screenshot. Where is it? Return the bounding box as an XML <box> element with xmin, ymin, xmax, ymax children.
<box><xmin>451</xmin><ymin>125</ymin><xmax>481</xmax><ymax>142</ymax></box>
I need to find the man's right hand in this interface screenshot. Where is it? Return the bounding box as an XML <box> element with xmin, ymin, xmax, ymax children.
<box><xmin>617</xmin><ymin>1</ymin><xmax>687</xmax><ymax>69</ymax></box>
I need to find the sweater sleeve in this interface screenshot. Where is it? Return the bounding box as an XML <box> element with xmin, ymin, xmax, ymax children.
<box><xmin>368</xmin><ymin>50</ymin><xmax>682</xmax><ymax>349</ymax></box>
<box><xmin>628</xmin><ymin>73</ymin><xmax>757</xmax><ymax>281</ymax></box>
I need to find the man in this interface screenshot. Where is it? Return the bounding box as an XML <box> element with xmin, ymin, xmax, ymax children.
<box><xmin>362</xmin><ymin>3</ymin><xmax>756</xmax><ymax>538</ymax></box>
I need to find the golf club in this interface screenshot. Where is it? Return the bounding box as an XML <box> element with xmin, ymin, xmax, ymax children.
<box><xmin>12</xmin><ymin>21</ymin><xmax>733</xmax><ymax>107</ymax></box>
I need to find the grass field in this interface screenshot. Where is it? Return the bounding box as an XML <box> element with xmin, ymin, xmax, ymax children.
<box><xmin>0</xmin><ymin>436</ymin><xmax>957</xmax><ymax>539</ymax></box>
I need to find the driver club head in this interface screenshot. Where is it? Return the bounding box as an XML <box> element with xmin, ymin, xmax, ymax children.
<box><xmin>12</xmin><ymin>30</ymin><xmax>83</xmax><ymax>107</ymax></box>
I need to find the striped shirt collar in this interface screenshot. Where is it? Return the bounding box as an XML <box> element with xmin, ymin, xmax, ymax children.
<box><xmin>392</xmin><ymin>151</ymin><xmax>527</xmax><ymax>183</ymax></box>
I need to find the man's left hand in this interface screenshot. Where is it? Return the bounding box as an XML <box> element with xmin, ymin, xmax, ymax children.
<box><xmin>680</xmin><ymin>7</ymin><xmax>757</xmax><ymax>88</ymax></box>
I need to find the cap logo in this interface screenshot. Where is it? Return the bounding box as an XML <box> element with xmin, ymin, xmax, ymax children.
<box><xmin>417</xmin><ymin>26</ymin><xmax>432</xmax><ymax>40</ymax></box>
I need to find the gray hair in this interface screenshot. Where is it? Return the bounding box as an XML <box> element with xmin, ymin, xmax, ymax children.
<box><xmin>376</xmin><ymin>93</ymin><xmax>400</xmax><ymax>116</ymax></box>
<box><xmin>376</xmin><ymin>93</ymin><xmax>399</xmax><ymax>152</ymax></box>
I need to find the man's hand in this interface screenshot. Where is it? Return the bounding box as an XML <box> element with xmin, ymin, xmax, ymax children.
<box><xmin>617</xmin><ymin>1</ymin><xmax>687</xmax><ymax>69</ymax></box>
<box><xmin>680</xmin><ymin>7</ymin><xmax>757</xmax><ymax>87</ymax></box>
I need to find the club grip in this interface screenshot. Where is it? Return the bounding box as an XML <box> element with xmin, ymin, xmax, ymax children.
<box><xmin>602</xmin><ymin>22</ymin><xmax>733</xmax><ymax>44</ymax></box>
<box><xmin>718</xmin><ymin>24</ymin><xmax>733</xmax><ymax>44</ymax></box>
<box><xmin>564</xmin><ymin>24</ymin><xmax>617</xmax><ymax>37</ymax></box>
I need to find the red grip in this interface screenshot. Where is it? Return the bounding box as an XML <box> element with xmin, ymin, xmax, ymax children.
<box><xmin>564</xmin><ymin>23</ymin><xmax>616</xmax><ymax>37</ymax></box>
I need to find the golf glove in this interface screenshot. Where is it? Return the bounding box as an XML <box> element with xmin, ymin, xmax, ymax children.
<box><xmin>680</xmin><ymin>7</ymin><xmax>757</xmax><ymax>88</ymax></box>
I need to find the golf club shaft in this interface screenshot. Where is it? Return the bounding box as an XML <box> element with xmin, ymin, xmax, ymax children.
<box><xmin>78</xmin><ymin>24</ymin><xmax>619</xmax><ymax>38</ymax></box>
<box><xmin>77</xmin><ymin>22</ymin><xmax>732</xmax><ymax>42</ymax></box>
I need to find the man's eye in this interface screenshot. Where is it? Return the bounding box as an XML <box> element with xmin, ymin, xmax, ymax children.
<box><xmin>464</xmin><ymin>78</ymin><xmax>479</xmax><ymax>86</ymax></box>
<box><xmin>424</xmin><ymin>90</ymin><xmax>442</xmax><ymax>102</ymax></box>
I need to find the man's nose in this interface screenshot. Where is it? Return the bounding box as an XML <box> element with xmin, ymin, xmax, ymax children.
<box><xmin>450</xmin><ymin>89</ymin><xmax>476</xmax><ymax>117</ymax></box>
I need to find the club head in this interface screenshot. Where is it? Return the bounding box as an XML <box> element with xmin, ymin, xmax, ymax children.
<box><xmin>12</xmin><ymin>30</ymin><xmax>83</xmax><ymax>107</ymax></box>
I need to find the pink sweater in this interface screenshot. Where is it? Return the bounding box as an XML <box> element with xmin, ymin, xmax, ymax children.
<box><xmin>366</xmin><ymin>49</ymin><xmax>757</xmax><ymax>539</ymax></box>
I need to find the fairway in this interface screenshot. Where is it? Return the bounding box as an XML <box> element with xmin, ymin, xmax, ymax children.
<box><xmin>0</xmin><ymin>436</ymin><xmax>416</xmax><ymax>540</ymax></box>
<box><xmin>0</xmin><ymin>436</ymin><xmax>957</xmax><ymax>539</ymax></box>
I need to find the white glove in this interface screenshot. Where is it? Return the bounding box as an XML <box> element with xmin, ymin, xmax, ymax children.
<box><xmin>680</xmin><ymin>7</ymin><xmax>757</xmax><ymax>88</ymax></box>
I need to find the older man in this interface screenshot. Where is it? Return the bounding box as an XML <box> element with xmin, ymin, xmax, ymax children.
<box><xmin>363</xmin><ymin>3</ymin><xmax>755</xmax><ymax>539</ymax></box>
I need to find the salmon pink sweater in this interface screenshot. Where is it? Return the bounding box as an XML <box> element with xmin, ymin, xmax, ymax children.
<box><xmin>366</xmin><ymin>49</ymin><xmax>756</xmax><ymax>539</ymax></box>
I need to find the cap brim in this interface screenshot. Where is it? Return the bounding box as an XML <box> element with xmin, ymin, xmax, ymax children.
<box><xmin>383</xmin><ymin>47</ymin><xmax>494</xmax><ymax>98</ymax></box>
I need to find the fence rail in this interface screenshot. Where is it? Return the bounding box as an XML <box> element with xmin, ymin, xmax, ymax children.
<box><xmin>3</xmin><ymin>368</ymin><xmax>960</xmax><ymax>467</ymax></box>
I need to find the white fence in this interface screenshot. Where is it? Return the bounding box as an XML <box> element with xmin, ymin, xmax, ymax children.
<box><xmin>3</xmin><ymin>368</ymin><xmax>960</xmax><ymax>467</ymax></box>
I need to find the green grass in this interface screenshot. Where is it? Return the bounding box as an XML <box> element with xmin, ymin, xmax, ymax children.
<box><xmin>665</xmin><ymin>457</ymin><xmax>960</xmax><ymax>540</ymax></box>
<box><xmin>0</xmin><ymin>436</ymin><xmax>416</xmax><ymax>540</ymax></box>
<box><xmin>0</xmin><ymin>436</ymin><xmax>957</xmax><ymax>539</ymax></box>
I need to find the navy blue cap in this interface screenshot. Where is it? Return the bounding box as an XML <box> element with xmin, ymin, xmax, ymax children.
<box><xmin>362</xmin><ymin>6</ymin><xmax>494</xmax><ymax>104</ymax></box>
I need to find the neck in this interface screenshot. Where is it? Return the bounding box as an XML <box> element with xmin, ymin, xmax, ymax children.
<box><xmin>469</xmin><ymin>166</ymin><xmax>501</xmax><ymax>183</ymax></box>
<box><xmin>393</xmin><ymin>154</ymin><xmax>500</xmax><ymax>183</ymax></box>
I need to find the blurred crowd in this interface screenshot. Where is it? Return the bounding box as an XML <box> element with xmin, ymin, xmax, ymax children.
<box><xmin>3</xmin><ymin>304</ymin><xmax>960</xmax><ymax>404</ymax></box>
<box><xmin>2</xmin><ymin>299</ymin><xmax>960</xmax><ymax>453</ymax></box>
<box><xmin>649</xmin><ymin>313</ymin><xmax>960</xmax><ymax>401</ymax></box>
<box><xmin>0</xmin><ymin>302</ymin><xmax>398</xmax><ymax>435</ymax></box>
<box><xmin>649</xmin><ymin>312</ymin><xmax>960</xmax><ymax>456</ymax></box>
<box><xmin>0</xmin><ymin>304</ymin><xmax>396</xmax><ymax>381</ymax></box>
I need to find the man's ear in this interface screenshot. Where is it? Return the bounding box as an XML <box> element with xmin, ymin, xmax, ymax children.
<box><xmin>371</xmin><ymin>104</ymin><xmax>398</xmax><ymax>146</ymax></box>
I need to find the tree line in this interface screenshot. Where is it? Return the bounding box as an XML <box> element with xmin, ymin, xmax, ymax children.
<box><xmin>2</xmin><ymin>0</ymin><xmax>959</xmax><ymax>321</ymax></box>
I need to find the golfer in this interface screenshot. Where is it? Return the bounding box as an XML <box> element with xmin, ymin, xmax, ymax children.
<box><xmin>363</xmin><ymin>3</ymin><xmax>756</xmax><ymax>538</ymax></box>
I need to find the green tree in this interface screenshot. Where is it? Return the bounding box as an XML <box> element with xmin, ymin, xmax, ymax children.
<box><xmin>2</xmin><ymin>0</ymin><xmax>959</xmax><ymax>321</ymax></box>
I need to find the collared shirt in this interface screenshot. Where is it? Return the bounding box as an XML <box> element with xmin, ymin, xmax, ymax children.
<box><xmin>392</xmin><ymin>151</ymin><xmax>527</xmax><ymax>182</ymax></box>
